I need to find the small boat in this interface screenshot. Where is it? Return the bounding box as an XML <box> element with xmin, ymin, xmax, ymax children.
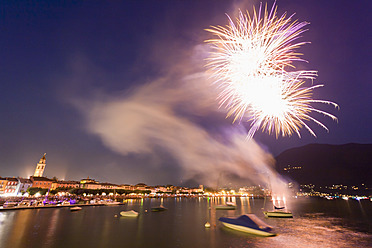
<box><xmin>274</xmin><ymin>205</ymin><xmax>285</xmax><ymax>210</ymax></box>
<box><xmin>151</xmin><ymin>205</ymin><xmax>167</xmax><ymax>212</ymax></box>
<box><xmin>104</xmin><ymin>201</ymin><xmax>121</xmax><ymax>206</ymax></box>
<box><xmin>263</xmin><ymin>210</ymin><xmax>293</xmax><ymax>218</ymax></box>
<box><xmin>215</xmin><ymin>204</ymin><xmax>236</xmax><ymax>210</ymax></box>
<box><xmin>120</xmin><ymin>210</ymin><xmax>139</xmax><ymax>217</ymax></box>
<box><xmin>70</xmin><ymin>206</ymin><xmax>82</xmax><ymax>211</ymax></box>
<box><xmin>2</xmin><ymin>202</ymin><xmax>18</xmax><ymax>208</ymax></box>
<box><xmin>61</xmin><ymin>200</ymin><xmax>71</xmax><ymax>205</ymax></box>
<box><xmin>219</xmin><ymin>214</ymin><xmax>276</xmax><ymax>237</ymax></box>
<box><xmin>17</xmin><ymin>200</ymin><xmax>32</xmax><ymax>207</ymax></box>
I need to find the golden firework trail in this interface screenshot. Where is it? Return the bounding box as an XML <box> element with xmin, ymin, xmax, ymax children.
<box><xmin>205</xmin><ymin>3</ymin><xmax>338</xmax><ymax>139</ymax></box>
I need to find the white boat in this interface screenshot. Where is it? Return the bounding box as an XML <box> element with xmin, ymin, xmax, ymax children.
<box><xmin>2</xmin><ymin>202</ymin><xmax>18</xmax><ymax>208</ymax></box>
<box><xmin>263</xmin><ymin>210</ymin><xmax>293</xmax><ymax>218</ymax></box>
<box><xmin>120</xmin><ymin>210</ymin><xmax>139</xmax><ymax>217</ymax></box>
<box><xmin>17</xmin><ymin>200</ymin><xmax>32</xmax><ymax>207</ymax></box>
<box><xmin>61</xmin><ymin>200</ymin><xmax>71</xmax><ymax>205</ymax></box>
<box><xmin>104</xmin><ymin>201</ymin><xmax>120</xmax><ymax>205</ymax></box>
<box><xmin>215</xmin><ymin>204</ymin><xmax>236</xmax><ymax>210</ymax></box>
<box><xmin>219</xmin><ymin>214</ymin><xmax>276</xmax><ymax>237</ymax></box>
<box><xmin>70</xmin><ymin>206</ymin><xmax>82</xmax><ymax>211</ymax></box>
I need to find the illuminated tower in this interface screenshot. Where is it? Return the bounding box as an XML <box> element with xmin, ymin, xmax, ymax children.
<box><xmin>33</xmin><ymin>153</ymin><xmax>46</xmax><ymax>177</ymax></box>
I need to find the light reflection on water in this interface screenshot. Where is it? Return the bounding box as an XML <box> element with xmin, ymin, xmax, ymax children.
<box><xmin>0</xmin><ymin>197</ymin><xmax>370</xmax><ymax>248</ymax></box>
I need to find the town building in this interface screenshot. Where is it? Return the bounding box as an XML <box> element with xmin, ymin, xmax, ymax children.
<box><xmin>118</xmin><ymin>184</ymin><xmax>134</xmax><ymax>190</ymax></box>
<box><xmin>83</xmin><ymin>182</ymin><xmax>102</xmax><ymax>190</ymax></box>
<box><xmin>80</xmin><ymin>176</ymin><xmax>97</xmax><ymax>184</ymax></box>
<box><xmin>17</xmin><ymin>177</ymin><xmax>33</xmax><ymax>194</ymax></box>
<box><xmin>0</xmin><ymin>177</ymin><xmax>7</xmax><ymax>194</ymax></box>
<box><xmin>100</xmin><ymin>182</ymin><xmax>118</xmax><ymax>190</ymax></box>
<box><xmin>134</xmin><ymin>183</ymin><xmax>148</xmax><ymax>191</ymax></box>
<box><xmin>4</xmin><ymin>177</ymin><xmax>19</xmax><ymax>196</ymax></box>
<box><xmin>30</xmin><ymin>176</ymin><xmax>53</xmax><ymax>189</ymax></box>
<box><xmin>51</xmin><ymin>180</ymin><xmax>80</xmax><ymax>190</ymax></box>
<box><xmin>80</xmin><ymin>177</ymin><xmax>102</xmax><ymax>189</ymax></box>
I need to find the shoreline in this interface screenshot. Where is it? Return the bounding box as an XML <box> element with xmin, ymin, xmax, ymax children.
<box><xmin>0</xmin><ymin>202</ymin><xmax>125</xmax><ymax>211</ymax></box>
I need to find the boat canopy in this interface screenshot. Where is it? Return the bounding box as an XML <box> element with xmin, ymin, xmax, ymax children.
<box><xmin>219</xmin><ymin>214</ymin><xmax>273</xmax><ymax>231</ymax></box>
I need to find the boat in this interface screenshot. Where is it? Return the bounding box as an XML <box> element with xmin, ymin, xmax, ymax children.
<box><xmin>151</xmin><ymin>205</ymin><xmax>167</xmax><ymax>212</ymax></box>
<box><xmin>70</xmin><ymin>206</ymin><xmax>82</xmax><ymax>211</ymax></box>
<box><xmin>61</xmin><ymin>200</ymin><xmax>71</xmax><ymax>205</ymax></box>
<box><xmin>219</xmin><ymin>214</ymin><xmax>276</xmax><ymax>237</ymax></box>
<box><xmin>263</xmin><ymin>195</ymin><xmax>292</xmax><ymax>218</ymax></box>
<box><xmin>226</xmin><ymin>201</ymin><xmax>236</xmax><ymax>206</ymax></box>
<box><xmin>17</xmin><ymin>200</ymin><xmax>32</xmax><ymax>207</ymax></box>
<box><xmin>263</xmin><ymin>210</ymin><xmax>293</xmax><ymax>218</ymax></box>
<box><xmin>104</xmin><ymin>201</ymin><xmax>121</xmax><ymax>206</ymax></box>
<box><xmin>2</xmin><ymin>202</ymin><xmax>18</xmax><ymax>208</ymax></box>
<box><xmin>215</xmin><ymin>204</ymin><xmax>236</xmax><ymax>210</ymax></box>
<box><xmin>120</xmin><ymin>210</ymin><xmax>139</xmax><ymax>217</ymax></box>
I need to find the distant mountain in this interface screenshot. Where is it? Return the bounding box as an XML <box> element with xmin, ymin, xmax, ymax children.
<box><xmin>275</xmin><ymin>143</ymin><xmax>372</xmax><ymax>187</ymax></box>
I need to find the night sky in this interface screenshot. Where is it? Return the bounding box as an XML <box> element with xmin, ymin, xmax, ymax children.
<box><xmin>1</xmin><ymin>0</ymin><xmax>371</xmax><ymax>186</ymax></box>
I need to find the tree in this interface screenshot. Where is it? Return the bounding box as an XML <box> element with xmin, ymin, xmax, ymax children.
<box><xmin>27</xmin><ymin>187</ymin><xmax>48</xmax><ymax>196</ymax></box>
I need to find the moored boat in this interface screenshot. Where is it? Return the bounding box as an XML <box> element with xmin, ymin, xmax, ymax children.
<box><xmin>61</xmin><ymin>200</ymin><xmax>71</xmax><ymax>205</ymax></box>
<box><xmin>263</xmin><ymin>210</ymin><xmax>293</xmax><ymax>218</ymax></box>
<box><xmin>219</xmin><ymin>214</ymin><xmax>276</xmax><ymax>237</ymax></box>
<box><xmin>70</xmin><ymin>206</ymin><xmax>82</xmax><ymax>211</ymax></box>
<box><xmin>2</xmin><ymin>202</ymin><xmax>18</xmax><ymax>208</ymax></box>
<box><xmin>104</xmin><ymin>201</ymin><xmax>121</xmax><ymax>206</ymax></box>
<box><xmin>120</xmin><ymin>210</ymin><xmax>139</xmax><ymax>217</ymax></box>
<box><xmin>151</xmin><ymin>205</ymin><xmax>167</xmax><ymax>212</ymax></box>
<box><xmin>215</xmin><ymin>204</ymin><xmax>236</xmax><ymax>210</ymax></box>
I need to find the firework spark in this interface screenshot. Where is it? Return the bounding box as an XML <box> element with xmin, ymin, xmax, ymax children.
<box><xmin>205</xmin><ymin>3</ymin><xmax>338</xmax><ymax>138</ymax></box>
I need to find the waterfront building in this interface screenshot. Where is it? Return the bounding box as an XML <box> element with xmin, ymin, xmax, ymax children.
<box><xmin>51</xmin><ymin>180</ymin><xmax>80</xmax><ymax>190</ymax></box>
<box><xmin>17</xmin><ymin>178</ymin><xmax>33</xmax><ymax>194</ymax></box>
<box><xmin>100</xmin><ymin>182</ymin><xmax>118</xmax><ymax>190</ymax></box>
<box><xmin>155</xmin><ymin>185</ymin><xmax>168</xmax><ymax>193</ymax></box>
<box><xmin>80</xmin><ymin>176</ymin><xmax>97</xmax><ymax>184</ymax></box>
<box><xmin>83</xmin><ymin>182</ymin><xmax>102</xmax><ymax>190</ymax></box>
<box><xmin>118</xmin><ymin>184</ymin><xmax>134</xmax><ymax>190</ymax></box>
<box><xmin>4</xmin><ymin>177</ymin><xmax>19</xmax><ymax>196</ymax></box>
<box><xmin>176</xmin><ymin>187</ymin><xmax>203</xmax><ymax>194</ymax></box>
<box><xmin>30</xmin><ymin>176</ymin><xmax>53</xmax><ymax>189</ymax></box>
<box><xmin>0</xmin><ymin>177</ymin><xmax>7</xmax><ymax>194</ymax></box>
<box><xmin>134</xmin><ymin>183</ymin><xmax>148</xmax><ymax>191</ymax></box>
<box><xmin>80</xmin><ymin>177</ymin><xmax>103</xmax><ymax>189</ymax></box>
<box><xmin>33</xmin><ymin>153</ymin><xmax>47</xmax><ymax>177</ymax></box>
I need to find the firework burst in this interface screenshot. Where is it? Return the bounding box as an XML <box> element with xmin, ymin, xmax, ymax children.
<box><xmin>205</xmin><ymin>3</ymin><xmax>338</xmax><ymax>138</ymax></box>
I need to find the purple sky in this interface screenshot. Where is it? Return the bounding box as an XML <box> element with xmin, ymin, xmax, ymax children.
<box><xmin>1</xmin><ymin>0</ymin><xmax>371</xmax><ymax>186</ymax></box>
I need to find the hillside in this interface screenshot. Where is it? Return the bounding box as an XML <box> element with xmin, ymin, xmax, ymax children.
<box><xmin>275</xmin><ymin>143</ymin><xmax>372</xmax><ymax>187</ymax></box>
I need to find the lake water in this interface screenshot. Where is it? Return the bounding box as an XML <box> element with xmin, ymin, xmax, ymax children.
<box><xmin>0</xmin><ymin>197</ymin><xmax>371</xmax><ymax>248</ymax></box>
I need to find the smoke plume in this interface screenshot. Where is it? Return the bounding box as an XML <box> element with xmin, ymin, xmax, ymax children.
<box><xmin>78</xmin><ymin>45</ymin><xmax>288</xmax><ymax>192</ymax></box>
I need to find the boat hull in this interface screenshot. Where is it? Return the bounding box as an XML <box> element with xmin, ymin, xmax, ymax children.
<box><xmin>104</xmin><ymin>202</ymin><xmax>121</xmax><ymax>206</ymax></box>
<box><xmin>151</xmin><ymin>204</ymin><xmax>167</xmax><ymax>212</ymax></box>
<box><xmin>70</xmin><ymin>207</ymin><xmax>82</xmax><ymax>211</ymax></box>
<box><xmin>120</xmin><ymin>210</ymin><xmax>139</xmax><ymax>217</ymax></box>
<box><xmin>221</xmin><ymin>222</ymin><xmax>276</xmax><ymax>237</ymax></box>
<box><xmin>263</xmin><ymin>211</ymin><xmax>293</xmax><ymax>218</ymax></box>
<box><xmin>219</xmin><ymin>214</ymin><xmax>276</xmax><ymax>237</ymax></box>
<box><xmin>215</xmin><ymin>205</ymin><xmax>236</xmax><ymax>210</ymax></box>
<box><xmin>151</xmin><ymin>207</ymin><xmax>167</xmax><ymax>212</ymax></box>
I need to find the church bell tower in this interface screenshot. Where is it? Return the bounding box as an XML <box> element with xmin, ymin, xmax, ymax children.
<box><xmin>33</xmin><ymin>153</ymin><xmax>46</xmax><ymax>177</ymax></box>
